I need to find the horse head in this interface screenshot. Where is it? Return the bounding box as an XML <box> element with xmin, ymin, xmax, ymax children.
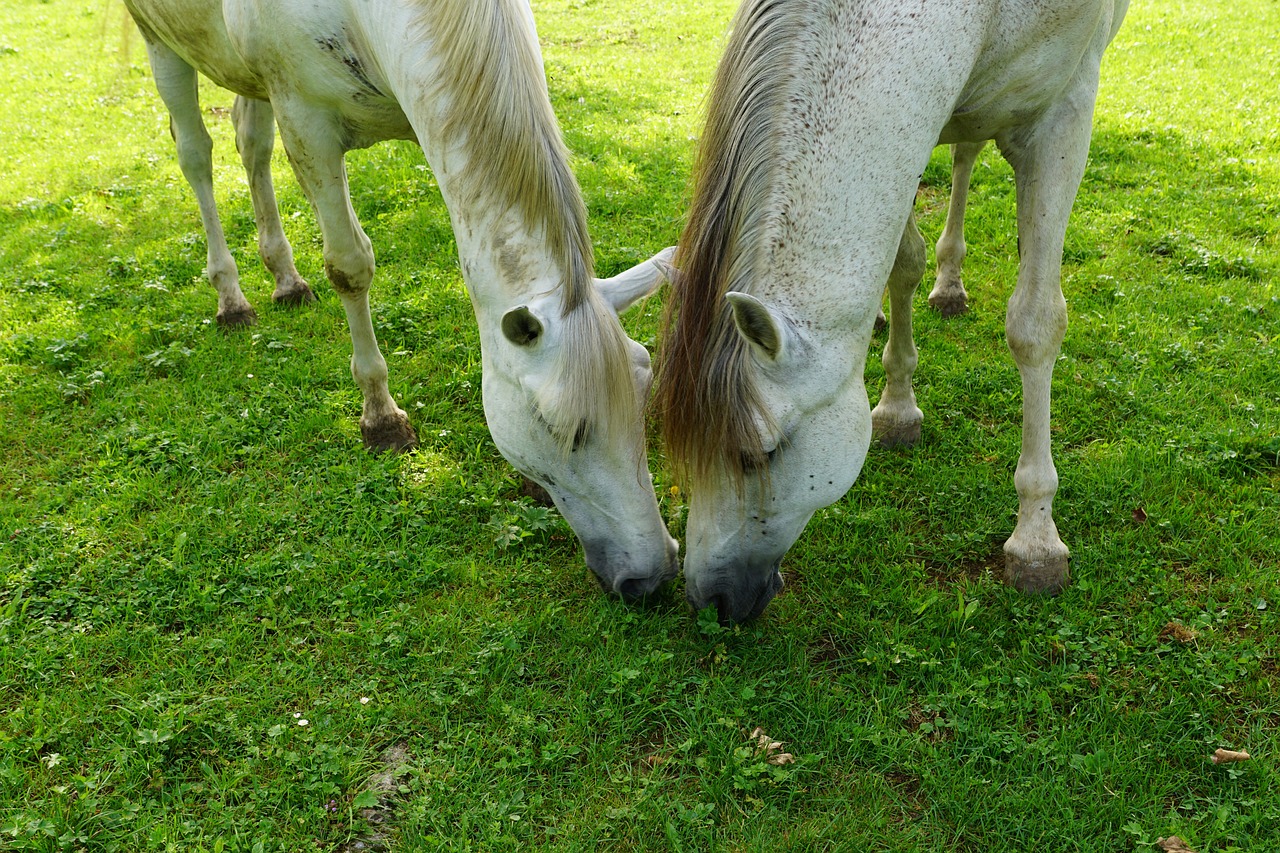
<box><xmin>483</xmin><ymin>248</ymin><xmax>680</xmax><ymax>600</ymax></box>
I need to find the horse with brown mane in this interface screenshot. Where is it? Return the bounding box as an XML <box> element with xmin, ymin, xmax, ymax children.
<box><xmin>656</xmin><ymin>0</ymin><xmax>1129</xmax><ymax>622</ymax></box>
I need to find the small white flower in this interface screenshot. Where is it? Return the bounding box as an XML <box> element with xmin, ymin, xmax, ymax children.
<box><xmin>297</xmin><ymin>719</ymin><xmax>309</xmax><ymax>727</ymax></box>
<box><xmin>360</xmin><ymin>697</ymin><xmax>371</xmax><ymax>705</ymax></box>
<box><xmin>293</xmin><ymin>712</ymin><xmax>301</xmax><ymax>718</ymax></box>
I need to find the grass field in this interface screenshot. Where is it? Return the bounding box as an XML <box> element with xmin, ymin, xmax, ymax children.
<box><xmin>1</xmin><ymin>0</ymin><xmax>1278</xmax><ymax>850</ymax></box>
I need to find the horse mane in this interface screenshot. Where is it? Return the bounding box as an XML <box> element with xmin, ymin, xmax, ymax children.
<box><xmin>655</xmin><ymin>0</ymin><xmax>812</xmax><ymax>486</ymax></box>
<box><xmin>420</xmin><ymin>0</ymin><xmax>638</xmax><ymax>451</ymax></box>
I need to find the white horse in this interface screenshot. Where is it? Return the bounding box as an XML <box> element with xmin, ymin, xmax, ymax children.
<box><xmin>122</xmin><ymin>0</ymin><xmax>679</xmax><ymax>597</ymax></box>
<box><xmin>656</xmin><ymin>0</ymin><xmax>1129</xmax><ymax>622</ymax></box>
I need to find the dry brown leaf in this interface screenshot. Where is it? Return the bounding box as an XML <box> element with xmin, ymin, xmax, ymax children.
<box><xmin>1158</xmin><ymin>622</ymin><xmax>1198</xmax><ymax>644</ymax></box>
<box><xmin>1210</xmin><ymin>748</ymin><xmax>1250</xmax><ymax>764</ymax></box>
<box><xmin>748</xmin><ymin>727</ymin><xmax>795</xmax><ymax>765</ymax></box>
<box><xmin>1156</xmin><ymin>836</ymin><xmax>1197</xmax><ymax>853</ymax></box>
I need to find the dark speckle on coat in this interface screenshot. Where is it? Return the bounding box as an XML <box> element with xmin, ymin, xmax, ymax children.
<box><xmin>316</xmin><ymin>34</ymin><xmax>384</xmax><ymax>98</ymax></box>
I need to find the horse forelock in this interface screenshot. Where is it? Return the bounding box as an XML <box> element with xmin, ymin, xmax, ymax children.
<box><xmin>549</xmin><ymin>297</ymin><xmax>642</xmax><ymax>457</ymax></box>
<box><xmin>418</xmin><ymin>0</ymin><xmax>638</xmax><ymax>444</ymax></box>
<box><xmin>656</xmin><ymin>0</ymin><xmax>812</xmax><ymax>490</ymax></box>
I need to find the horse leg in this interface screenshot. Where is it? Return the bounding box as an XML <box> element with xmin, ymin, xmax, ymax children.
<box><xmin>140</xmin><ymin>38</ymin><xmax>256</xmax><ymax>327</ymax></box>
<box><xmin>231</xmin><ymin>96</ymin><xmax>316</xmax><ymax>307</ymax></box>
<box><xmin>997</xmin><ymin>86</ymin><xmax>1098</xmax><ymax>595</ymax></box>
<box><xmin>928</xmin><ymin>140</ymin><xmax>985</xmax><ymax>317</ymax></box>
<box><xmin>273</xmin><ymin>105</ymin><xmax>417</xmax><ymax>452</ymax></box>
<box><xmin>870</xmin><ymin>208</ymin><xmax>927</xmax><ymax>447</ymax></box>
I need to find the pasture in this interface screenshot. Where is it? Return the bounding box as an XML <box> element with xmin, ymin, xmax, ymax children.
<box><xmin>1</xmin><ymin>0</ymin><xmax>1277</xmax><ymax>849</ymax></box>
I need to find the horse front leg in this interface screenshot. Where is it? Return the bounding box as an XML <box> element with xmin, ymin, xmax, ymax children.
<box><xmin>928</xmin><ymin>140</ymin><xmax>984</xmax><ymax>317</ymax></box>
<box><xmin>871</xmin><ymin>208</ymin><xmax>928</xmax><ymax>447</ymax></box>
<box><xmin>231</xmin><ymin>97</ymin><xmax>315</xmax><ymax>308</ymax></box>
<box><xmin>140</xmin><ymin>38</ymin><xmax>256</xmax><ymax>327</ymax></box>
<box><xmin>998</xmin><ymin>86</ymin><xmax>1099</xmax><ymax>594</ymax></box>
<box><xmin>274</xmin><ymin>105</ymin><xmax>417</xmax><ymax>452</ymax></box>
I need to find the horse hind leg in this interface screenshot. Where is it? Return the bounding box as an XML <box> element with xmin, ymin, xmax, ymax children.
<box><xmin>141</xmin><ymin>38</ymin><xmax>256</xmax><ymax>327</ymax></box>
<box><xmin>273</xmin><ymin>104</ymin><xmax>416</xmax><ymax>452</ymax></box>
<box><xmin>871</xmin><ymin>208</ymin><xmax>927</xmax><ymax>447</ymax></box>
<box><xmin>231</xmin><ymin>96</ymin><xmax>315</xmax><ymax>307</ymax></box>
<box><xmin>928</xmin><ymin>140</ymin><xmax>985</xmax><ymax>317</ymax></box>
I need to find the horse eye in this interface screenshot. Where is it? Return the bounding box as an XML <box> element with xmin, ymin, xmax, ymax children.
<box><xmin>534</xmin><ymin>408</ymin><xmax>589</xmax><ymax>451</ymax></box>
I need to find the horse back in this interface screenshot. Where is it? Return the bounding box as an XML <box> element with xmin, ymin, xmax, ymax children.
<box><xmin>123</xmin><ymin>0</ymin><xmax>416</xmax><ymax>144</ymax></box>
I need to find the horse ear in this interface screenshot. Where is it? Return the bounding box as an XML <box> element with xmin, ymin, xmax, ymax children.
<box><xmin>595</xmin><ymin>246</ymin><xmax>677</xmax><ymax>314</ymax></box>
<box><xmin>501</xmin><ymin>305</ymin><xmax>544</xmax><ymax>346</ymax></box>
<box><xmin>726</xmin><ymin>291</ymin><xmax>787</xmax><ymax>362</ymax></box>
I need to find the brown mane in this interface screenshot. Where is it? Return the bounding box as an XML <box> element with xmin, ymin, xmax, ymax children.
<box><xmin>654</xmin><ymin>0</ymin><xmax>811</xmax><ymax>486</ymax></box>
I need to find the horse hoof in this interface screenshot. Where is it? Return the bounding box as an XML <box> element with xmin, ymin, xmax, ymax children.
<box><xmin>1003</xmin><ymin>551</ymin><xmax>1069</xmax><ymax>595</ymax></box>
<box><xmin>927</xmin><ymin>290</ymin><xmax>969</xmax><ymax>317</ymax></box>
<box><xmin>873</xmin><ymin>419</ymin><xmax>921</xmax><ymax>448</ymax></box>
<box><xmin>216</xmin><ymin>306</ymin><xmax>258</xmax><ymax>328</ymax></box>
<box><xmin>272</xmin><ymin>281</ymin><xmax>317</xmax><ymax>307</ymax></box>
<box><xmin>361</xmin><ymin>416</ymin><xmax>418</xmax><ymax>453</ymax></box>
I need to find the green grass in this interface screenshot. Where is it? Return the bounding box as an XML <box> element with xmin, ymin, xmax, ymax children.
<box><xmin>2</xmin><ymin>0</ymin><xmax>1278</xmax><ymax>850</ymax></box>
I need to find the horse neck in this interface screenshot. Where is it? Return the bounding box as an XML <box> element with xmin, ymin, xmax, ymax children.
<box><xmin>735</xmin><ymin>3</ymin><xmax>983</xmax><ymax>325</ymax></box>
<box><xmin>379</xmin><ymin>0</ymin><xmax>594</xmax><ymax>318</ymax></box>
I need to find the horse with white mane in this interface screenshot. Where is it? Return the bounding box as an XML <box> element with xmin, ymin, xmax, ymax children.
<box><xmin>122</xmin><ymin>0</ymin><xmax>679</xmax><ymax>597</ymax></box>
<box><xmin>656</xmin><ymin>0</ymin><xmax>1130</xmax><ymax>622</ymax></box>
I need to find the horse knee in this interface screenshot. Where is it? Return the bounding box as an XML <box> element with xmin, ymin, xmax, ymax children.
<box><xmin>325</xmin><ymin>256</ymin><xmax>374</xmax><ymax>297</ymax></box>
<box><xmin>1005</xmin><ymin>293</ymin><xmax>1066</xmax><ymax>364</ymax></box>
<box><xmin>890</xmin><ymin>222</ymin><xmax>927</xmax><ymax>292</ymax></box>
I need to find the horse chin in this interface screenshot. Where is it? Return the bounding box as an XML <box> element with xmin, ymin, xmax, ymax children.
<box><xmin>686</xmin><ymin>561</ymin><xmax>784</xmax><ymax>625</ymax></box>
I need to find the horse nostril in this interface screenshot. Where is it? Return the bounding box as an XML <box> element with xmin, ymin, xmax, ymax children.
<box><xmin>709</xmin><ymin>593</ymin><xmax>735</xmax><ymax>626</ymax></box>
<box><xmin>617</xmin><ymin>576</ymin><xmax>649</xmax><ymax>602</ymax></box>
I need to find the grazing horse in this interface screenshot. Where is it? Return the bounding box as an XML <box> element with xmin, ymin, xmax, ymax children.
<box><xmin>123</xmin><ymin>0</ymin><xmax>679</xmax><ymax>597</ymax></box>
<box><xmin>656</xmin><ymin>0</ymin><xmax>1129</xmax><ymax>622</ymax></box>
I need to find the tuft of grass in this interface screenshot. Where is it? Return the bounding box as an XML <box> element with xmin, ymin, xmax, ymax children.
<box><xmin>1</xmin><ymin>0</ymin><xmax>1277</xmax><ymax>850</ymax></box>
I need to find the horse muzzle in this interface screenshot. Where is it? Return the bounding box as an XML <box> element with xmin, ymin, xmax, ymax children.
<box><xmin>686</xmin><ymin>561</ymin><xmax>784</xmax><ymax>624</ymax></box>
<box><xmin>583</xmin><ymin>534</ymin><xmax>680</xmax><ymax>602</ymax></box>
